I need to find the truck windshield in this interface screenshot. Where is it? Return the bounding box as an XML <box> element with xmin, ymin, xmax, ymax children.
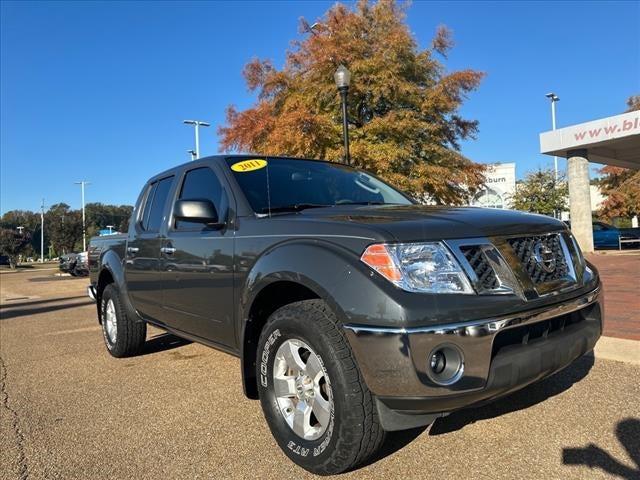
<box><xmin>226</xmin><ymin>157</ymin><xmax>413</xmax><ymax>214</ymax></box>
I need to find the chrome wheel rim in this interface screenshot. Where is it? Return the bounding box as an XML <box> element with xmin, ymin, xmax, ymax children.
<box><xmin>273</xmin><ymin>339</ymin><xmax>333</xmax><ymax>441</ymax></box>
<box><xmin>104</xmin><ymin>299</ymin><xmax>117</xmax><ymax>344</ymax></box>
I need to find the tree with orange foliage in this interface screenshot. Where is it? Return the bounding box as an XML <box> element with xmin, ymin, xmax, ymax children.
<box><xmin>218</xmin><ymin>0</ymin><xmax>485</xmax><ymax>205</ymax></box>
<box><xmin>597</xmin><ymin>166</ymin><xmax>640</xmax><ymax>222</ymax></box>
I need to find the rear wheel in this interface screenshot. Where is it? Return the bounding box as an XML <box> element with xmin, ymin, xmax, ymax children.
<box><xmin>100</xmin><ymin>284</ymin><xmax>146</xmax><ymax>357</ymax></box>
<box><xmin>257</xmin><ymin>299</ymin><xmax>385</xmax><ymax>475</ymax></box>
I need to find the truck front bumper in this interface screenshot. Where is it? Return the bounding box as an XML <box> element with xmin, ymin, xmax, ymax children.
<box><xmin>343</xmin><ymin>285</ymin><xmax>603</xmax><ymax>430</ymax></box>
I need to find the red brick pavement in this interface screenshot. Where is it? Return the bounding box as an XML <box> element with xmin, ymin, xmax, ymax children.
<box><xmin>586</xmin><ymin>252</ymin><xmax>640</xmax><ymax>341</ymax></box>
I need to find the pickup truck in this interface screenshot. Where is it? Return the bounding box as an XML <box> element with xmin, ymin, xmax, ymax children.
<box><xmin>88</xmin><ymin>155</ymin><xmax>603</xmax><ymax>475</ymax></box>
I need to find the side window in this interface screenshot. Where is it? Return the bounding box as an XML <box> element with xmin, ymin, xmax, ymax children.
<box><xmin>139</xmin><ymin>183</ymin><xmax>157</xmax><ymax>230</ymax></box>
<box><xmin>176</xmin><ymin>167</ymin><xmax>223</xmax><ymax>230</ymax></box>
<box><xmin>593</xmin><ymin>224</ymin><xmax>604</xmax><ymax>231</ymax></box>
<box><xmin>145</xmin><ymin>176</ymin><xmax>174</xmax><ymax>232</ymax></box>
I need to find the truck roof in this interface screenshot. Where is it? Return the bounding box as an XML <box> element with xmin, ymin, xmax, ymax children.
<box><xmin>147</xmin><ymin>154</ymin><xmax>341</xmax><ymax>184</ymax></box>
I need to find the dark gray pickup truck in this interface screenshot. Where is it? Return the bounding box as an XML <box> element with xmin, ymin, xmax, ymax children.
<box><xmin>88</xmin><ymin>155</ymin><xmax>603</xmax><ymax>475</ymax></box>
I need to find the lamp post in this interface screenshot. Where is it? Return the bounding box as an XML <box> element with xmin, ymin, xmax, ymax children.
<box><xmin>183</xmin><ymin>120</ymin><xmax>210</xmax><ymax>159</ymax></box>
<box><xmin>334</xmin><ymin>65</ymin><xmax>352</xmax><ymax>165</ymax></box>
<box><xmin>545</xmin><ymin>92</ymin><xmax>560</xmax><ymax>219</ymax></box>
<box><xmin>187</xmin><ymin>149</ymin><xmax>197</xmax><ymax>161</ymax></box>
<box><xmin>106</xmin><ymin>225</ymin><xmax>115</xmax><ymax>235</ymax></box>
<box><xmin>40</xmin><ymin>199</ymin><xmax>45</xmax><ymax>262</ymax></box>
<box><xmin>545</xmin><ymin>93</ymin><xmax>560</xmax><ymax>183</ymax></box>
<box><xmin>74</xmin><ymin>181</ymin><xmax>90</xmax><ymax>251</ymax></box>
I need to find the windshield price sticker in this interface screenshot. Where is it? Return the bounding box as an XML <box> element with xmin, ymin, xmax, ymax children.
<box><xmin>231</xmin><ymin>159</ymin><xmax>268</xmax><ymax>172</ymax></box>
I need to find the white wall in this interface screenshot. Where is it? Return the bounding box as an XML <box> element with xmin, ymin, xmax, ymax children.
<box><xmin>471</xmin><ymin>163</ymin><xmax>516</xmax><ymax>209</ymax></box>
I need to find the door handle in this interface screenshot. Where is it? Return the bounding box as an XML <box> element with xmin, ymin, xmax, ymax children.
<box><xmin>127</xmin><ymin>247</ymin><xmax>139</xmax><ymax>254</ymax></box>
<box><xmin>160</xmin><ymin>247</ymin><xmax>176</xmax><ymax>255</ymax></box>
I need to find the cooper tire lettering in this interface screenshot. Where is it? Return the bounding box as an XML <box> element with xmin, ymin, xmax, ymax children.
<box><xmin>260</xmin><ymin>328</ymin><xmax>281</xmax><ymax>387</ymax></box>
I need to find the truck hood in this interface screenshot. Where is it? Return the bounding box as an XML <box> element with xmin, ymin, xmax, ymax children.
<box><xmin>295</xmin><ymin>204</ymin><xmax>566</xmax><ymax>241</ymax></box>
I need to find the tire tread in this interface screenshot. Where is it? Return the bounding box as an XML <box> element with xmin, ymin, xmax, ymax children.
<box><xmin>102</xmin><ymin>284</ymin><xmax>146</xmax><ymax>358</ymax></box>
<box><xmin>258</xmin><ymin>299</ymin><xmax>385</xmax><ymax>474</ymax></box>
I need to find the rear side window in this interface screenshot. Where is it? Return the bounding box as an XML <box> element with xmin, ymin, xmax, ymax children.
<box><xmin>176</xmin><ymin>167</ymin><xmax>223</xmax><ymax>230</ymax></box>
<box><xmin>142</xmin><ymin>176</ymin><xmax>174</xmax><ymax>232</ymax></box>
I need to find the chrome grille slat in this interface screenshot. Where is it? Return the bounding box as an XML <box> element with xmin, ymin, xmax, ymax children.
<box><xmin>506</xmin><ymin>234</ymin><xmax>569</xmax><ymax>285</ymax></box>
<box><xmin>460</xmin><ymin>246</ymin><xmax>500</xmax><ymax>291</ymax></box>
<box><xmin>448</xmin><ymin>232</ymin><xmax>579</xmax><ymax>298</ymax></box>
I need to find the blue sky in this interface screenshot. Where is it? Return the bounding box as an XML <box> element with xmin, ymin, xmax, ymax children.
<box><xmin>1</xmin><ymin>0</ymin><xmax>638</xmax><ymax>213</ymax></box>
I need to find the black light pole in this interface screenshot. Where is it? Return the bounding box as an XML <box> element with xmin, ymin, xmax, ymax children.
<box><xmin>334</xmin><ymin>65</ymin><xmax>351</xmax><ymax>165</ymax></box>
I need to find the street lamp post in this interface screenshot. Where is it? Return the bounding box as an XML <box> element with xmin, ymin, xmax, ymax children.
<box><xmin>334</xmin><ymin>65</ymin><xmax>352</xmax><ymax>166</ymax></box>
<box><xmin>183</xmin><ymin>120</ymin><xmax>210</xmax><ymax>159</ymax></box>
<box><xmin>545</xmin><ymin>93</ymin><xmax>560</xmax><ymax>183</ymax></box>
<box><xmin>106</xmin><ymin>225</ymin><xmax>115</xmax><ymax>234</ymax></box>
<box><xmin>40</xmin><ymin>199</ymin><xmax>45</xmax><ymax>262</ymax></box>
<box><xmin>546</xmin><ymin>92</ymin><xmax>560</xmax><ymax>219</ymax></box>
<box><xmin>74</xmin><ymin>181</ymin><xmax>90</xmax><ymax>251</ymax></box>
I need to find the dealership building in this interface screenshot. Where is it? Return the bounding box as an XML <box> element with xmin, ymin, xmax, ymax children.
<box><xmin>540</xmin><ymin>110</ymin><xmax>640</xmax><ymax>252</ymax></box>
<box><xmin>469</xmin><ymin>110</ymin><xmax>640</xmax><ymax>252</ymax></box>
<box><xmin>471</xmin><ymin>162</ymin><xmax>516</xmax><ymax>209</ymax></box>
<box><xmin>540</xmin><ymin>111</ymin><xmax>640</xmax><ymax>252</ymax></box>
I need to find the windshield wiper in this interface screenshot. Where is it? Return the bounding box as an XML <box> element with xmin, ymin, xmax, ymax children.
<box><xmin>259</xmin><ymin>203</ymin><xmax>331</xmax><ymax>214</ymax></box>
<box><xmin>336</xmin><ymin>201</ymin><xmax>386</xmax><ymax>206</ymax></box>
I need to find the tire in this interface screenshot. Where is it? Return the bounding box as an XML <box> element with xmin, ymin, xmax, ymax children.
<box><xmin>257</xmin><ymin>299</ymin><xmax>385</xmax><ymax>475</ymax></box>
<box><xmin>100</xmin><ymin>284</ymin><xmax>146</xmax><ymax>358</ymax></box>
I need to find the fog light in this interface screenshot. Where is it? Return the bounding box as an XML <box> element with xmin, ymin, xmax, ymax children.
<box><xmin>427</xmin><ymin>345</ymin><xmax>464</xmax><ymax>386</ymax></box>
<box><xmin>430</xmin><ymin>351</ymin><xmax>446</xmax><ymax>374</ymax></box>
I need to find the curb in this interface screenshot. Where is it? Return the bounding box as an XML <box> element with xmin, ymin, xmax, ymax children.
<box><xmin>594</xmin><ymin>336</ymin><xmax>640</xmax><ymax>365</ymax></box>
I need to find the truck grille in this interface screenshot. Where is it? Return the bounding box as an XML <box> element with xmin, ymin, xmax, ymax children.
<box><xmin>460</xmin><ymin>246</ymin><xmax>500</xmax><ymax>291</ymax></box>
<box><xmin>507</xmin><ymin>234</ymin><xmax>569</xmax><ymax>285</ymax></box>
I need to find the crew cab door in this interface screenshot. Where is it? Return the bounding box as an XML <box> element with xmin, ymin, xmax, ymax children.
<box><xmin>160</xmin><ymin>165</ymin><xmax>235</xmax><ymax>347</ymax></box>
<box><xmin>125</xmin><ymin>175</ymin><xmax>175</xmax><ymax>322</ymax></box>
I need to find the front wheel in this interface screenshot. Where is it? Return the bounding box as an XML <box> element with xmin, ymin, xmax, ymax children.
<box><xmin>100</xmin><ymin>284</ymin><xmax>146</xmax><ymax>358</ymax></box>
<box><xmin>257</xmin><ymin>300</ymin><xmax>384</xmax><ymax>475</ymax></box>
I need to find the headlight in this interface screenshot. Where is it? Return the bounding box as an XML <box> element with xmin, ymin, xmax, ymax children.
<box><xmin>361</xmin><ymin>242</ymin><xmax>474</xmax><ymax>294</ymax></box>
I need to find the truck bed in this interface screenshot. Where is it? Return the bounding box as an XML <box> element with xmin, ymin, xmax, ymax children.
<box><xmin>88</xmin><ymin>234</ymin><xmax>127</xmax><ymax>283</ymax></box>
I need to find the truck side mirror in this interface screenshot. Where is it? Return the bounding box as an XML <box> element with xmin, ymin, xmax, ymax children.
<box><xmin>174</xmin><ymin>199</ymin><xmax>223</xmax><ymax>227</ymax></box>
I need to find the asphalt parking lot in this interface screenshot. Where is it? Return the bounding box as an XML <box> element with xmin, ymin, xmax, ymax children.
<box><xmin>1</xmin><ymin>267</ymin><xmax>639</xmax><ymax>480</ymax></box>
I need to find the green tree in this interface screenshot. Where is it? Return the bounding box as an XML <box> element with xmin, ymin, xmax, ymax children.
<box><xmin>0</xmin><ymin>228</ymin><xmax>31</xmax><ymax>268</ymax></box>
<box><xmin>509</xmin><ymin>169</ymin><xmax>568</xmax><ymax>216</ymax></box>
<box><xmin>46</xmin><ymin>203</ymin><xmax>83</xmax><ymax>254</ymax></box>
<box><xmin>218</xmin><ymin>0</ymin><xmax>486</xmax><ymax>204</ymax></box>
<box><xmin>0</xmin><ymin>210</ymin><xmax>44</xmax><ymax>258</ymax></box>
<box><xmin>85</xmin><ymin>203</ymin><xmax>133</xmax><ymax>236</ymax></box>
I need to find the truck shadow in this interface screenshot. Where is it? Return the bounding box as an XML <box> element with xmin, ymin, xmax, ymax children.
<box><xmin>429</xmin><ymin>351</ymin><xmax>595</xmax><ymax>436</ymax></box>
<box><xmin>562</xmin><ymin>417</ymin><xmax>640</xmax><ymax>480</ymax></box>
<box><xmin>142</xmin><ymin>332</ymin><xmax>192</xmax><ymax>355</ymax></box>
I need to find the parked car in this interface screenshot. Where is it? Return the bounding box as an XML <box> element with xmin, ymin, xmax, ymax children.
<box><xmin>59</xmin><ymin>253</ymin><xmax>78</xmax><ymax>273</ymax></box>
<box><xmin>59</xmin><ymin>252</ymin><xmax>89</xmax><ymax>276</ymax></box>
<box><xmin>74</xmin><ymin>251</ymin><xmax>89</xmax><ymax>276</ymax></box>
<box><xmin>87</xmin><ymin>156</ymin><xmax>603</xmax><ymax>475</ymax></box>
<box><xmin>566</xmin><ymin>220</ymin><xmax>640</xmax><ymax>249</ymax></box>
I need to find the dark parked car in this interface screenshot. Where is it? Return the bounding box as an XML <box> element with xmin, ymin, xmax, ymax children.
<box><xmin>59</xmin><ymin>252</ymin><xmax>89</xmax><ymax>276</ymax></box>
<box><xmin>59</xmin><ymin>253</ymin><xmax>78</xmax><ymax>273</ymax></box>
<box><xmin>88</xmin><ymin>156</ymin><xmax>603</xmax><ymax>474</ymax></box>
<box><xmin>566</xmin><ymin>220</ymin><xmax>640</xmax><ymax>249</ymax></box>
